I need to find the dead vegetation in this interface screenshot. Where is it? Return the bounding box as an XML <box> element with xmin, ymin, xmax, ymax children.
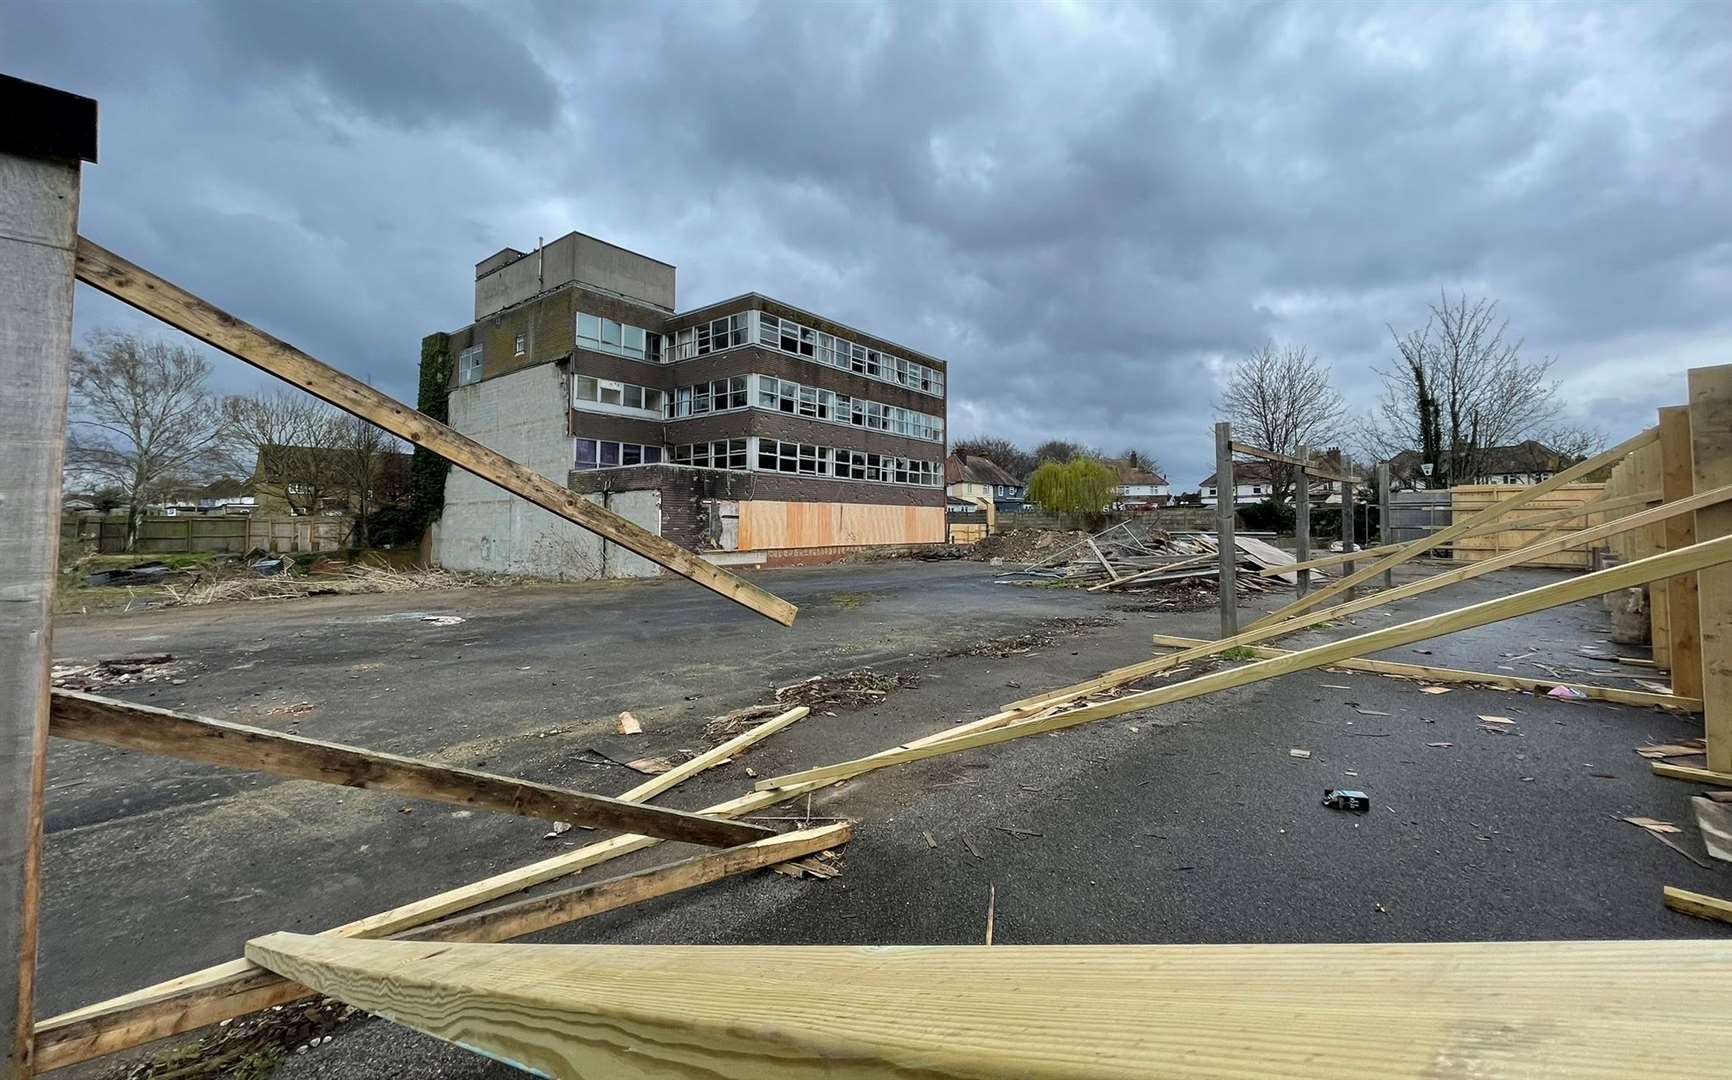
<box><xmin>120</xmin><ymin>998</ymin><xmax>360</xmax><ymax>1080</ymax></box>
<box><xmin>945</xmin><ymin>617</ymin><xmax>1115</xmax><ymax>659</ymax></box>
<box><xmin>158</xmin><ymin>564</ymin><xmax>500</xmax><ymax>607</ymax></box>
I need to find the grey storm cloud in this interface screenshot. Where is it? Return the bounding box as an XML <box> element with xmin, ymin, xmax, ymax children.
<box><xmin>4</xmin><ymin>0</ymin><xmax>1728</xmax><ymax>488</ymax></box>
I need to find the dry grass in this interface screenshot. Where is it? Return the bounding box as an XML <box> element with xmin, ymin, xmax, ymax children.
<box><xmin>157</xmin><ymin>564</ymin><xmax>501</xmax><ymax>607</ymax></box>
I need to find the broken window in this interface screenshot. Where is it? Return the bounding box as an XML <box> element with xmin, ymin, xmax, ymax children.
<box><xmin>458</xmin><ymin>344</ymin><xmax>484</xmax><ymax>386</ymax></box>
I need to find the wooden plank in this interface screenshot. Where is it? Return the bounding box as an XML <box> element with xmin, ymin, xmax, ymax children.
<box><xmin>1661</xmin><ymin>406</ymin><xmax>1706</xmax><ymax>703</ymax></box>
<box><xmin>1691</xmin><ymin>366</ymin><xmax>1732</xmax><ymax>772</ymax></box>
<box><xmin>1228</xmin><ymin>441</ymin><xmax>1361</xmax><ymax>484</ymax></box>
<box><xmin>1085</xmin><ymin>552</ymin><xmax>1213</xmax><ymax>592</ymax></box>
<box><xmin>1003</xmin><ymin>482</ymin><xmax>1732</xmax><ymax>715</ymax></box>
<box><xmin>1663</xmin><ymin>886</ymin><xmax>1732</xmax><ymax>925</ymax></box>
<box><xmin>1085</xmin><ymin>537</ymin><xmax>1120</xmax><ymax>582</ymax></box>
<box><xmin>42</xmin><ymin>827</ymin><xmax>847</xmax><ymax>1075</ymax></box>
<box><xmin>1340</xmin><ymin>479</ymin><xmax>1357</xmax><ymax>600</ymax></box>
<box><xmin>1216</xmin><ymin>422</ymin><xmax>1237</xmax><ymax>636</ymax></box>
<box><xmin>1147</xmin><ymin>634</ymin><xmax>1700</xmax><ymax>711</ymax></box>
<box><xmin>47</xmin><ymin>691</ymin><xmax>770</xmax><ymax>848</ymax></box>
<box><xmin>1234</xmin><ymin>535</ymin><xmax>1299</xmax><ymax>585</ymax></box>
<box><xmin>1</xmin><ymin>110</ymin><xmax>88</xmax><ymax>1079</ymax></box>
<box><xmin>70</xmin><ymin>237</ymin><xmax>797</xmax><ymax>627</ymax></box>
<box><xmin>1244</xmin><ymin>428</ymin><xmax>1660</xmax><ymax>631</ymax></box>
<box><xmin>1451</xmin><ymin>484</ymin><xmax>1611</xmax><ymax>569</ymax></box>
<box><xmin>1295</xmin><ymin>467</ymin><xmax>1311</xmax><ymax>597</ymax></box>
<box><xmin>243</xmin><ymin>934</ymin><xmax>1732</xmax><ymax>1079</ymax></box>
<box><xmin>1257</xmin><ymin>489</ymin><xmax>1661</xmax><ymax>577</ymax></box>
<box><xmin>33</xmin><ymin>711</ymin><xmax>827</xmax><ymax>1071</ymax></box>
<box><xmin>410</xmin><ymin>823</ymin><xmax>850</xmax><ymax>945</ymax></box>
<box><xmin>1377</xmin><ymin>463</ymin><xmax>1393</xmax><ymax>588</ymax></box>
<box><xmin>759</xmin><ymin>533</ymin><xmax>1732</xmax><ymax>792</ymax></box>
<box><xmin>1651</xmin><ymin>762</ymin><xmax>1732</xmax><ymax>787</ymax></box>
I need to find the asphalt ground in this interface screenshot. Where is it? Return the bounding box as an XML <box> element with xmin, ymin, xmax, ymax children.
<box><xmin>42</xmin><ymin>558</ymin><xmax>1732</xmax><ymax>1077</ymax></box>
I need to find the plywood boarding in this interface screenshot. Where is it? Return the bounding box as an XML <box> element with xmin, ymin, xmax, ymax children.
<box><xmin>738</xmin><ymin>502</ymin><xmax>943</xmax><ymax>550</ymax></box>
<box><xmin>1450</xmin><ymin>483</ymin><xmax>1608</xmax><ymax>568</ymax></box>
<box><xmin>1603</xmin><ymin>443</ymin><xmax>1670</xmax><ymax>659</ymax></box>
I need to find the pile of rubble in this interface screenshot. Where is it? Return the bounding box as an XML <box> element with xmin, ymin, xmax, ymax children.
<box><xmin>995</xmin><ymin>520</ymin><xmax>1322</xmax><ymax>595</ymax></box>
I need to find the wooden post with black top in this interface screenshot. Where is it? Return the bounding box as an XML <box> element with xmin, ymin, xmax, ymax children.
<box><xmin>1294</xmin><ymin>466</ymin><xmax>1311</xmax><ymax>598</ymax></box>
<box><xmin>1377</xmin><ymin>462</ymin><xmax>1393</xmax><ymax>588</ymax></box>
<box><xmin>0</xmin><ymin>74</ymin><xmax>97</xmax><ymax>1080</ymax></box>
<box><xmin>1340</xmin><ymin>478</ymin><xmax>1356</xmax><ymax>600</ymax></box>
<box><xmin>1215</xmin><ymin>422</ymin><xmax>1236</xmax><ymax>636</ymax></box>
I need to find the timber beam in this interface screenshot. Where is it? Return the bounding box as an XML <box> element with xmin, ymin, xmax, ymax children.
<box><xmin>1228</xmin><ymin>441</ymin><xmax>1361</xmax><ymax>485</ymax></box>
<box><xmin>48</xmin><ymin>691</ymin><xmax>773</xmax><ymax>848</ymax></box>
<box><xmin>242</xmin><ymin>935</ymin><xmax>1732</xmax><ymax>1079</ymax></box>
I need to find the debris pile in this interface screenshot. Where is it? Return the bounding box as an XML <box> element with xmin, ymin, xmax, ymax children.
<box><xmin>775</xmin><ymin>669</ymin><xmax>918</xmax><ymax>711</ymax></box>
<box><xmin>52</xmin><ymin>654</ymin><xmax>183</xmax><ymax>691</ymax></box>
<box><xmin>994</xmin><ymin>520</ymin><xmax>1319</xmax><ymax>594</ymax></box>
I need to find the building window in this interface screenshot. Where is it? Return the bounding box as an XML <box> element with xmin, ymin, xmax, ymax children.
<box><xmin>577</xmin><ymin>311</ymin><xmax>659</xmax><ymax>361</ymax></box>
<box><xmin>756</xmin><ymin>311</ymin><xmax>943</xmax><ymax>399</ymax></box>
<box><xmin>672</xmin><ymin>438</ymin><xmax>748</xmax><ymax>471</ymax></box>
<box><xmin>575</xmin><ymin>375</ymin><xmax>663</xmax><ymax>416</ymax></box>
<box><xmin>513</xmin><ymin>332</ymin><xmax>526</xmax><ymax>357</ymax></box>
<box><xmin>575</xmin><ymin>439</ymin><xmax>662</xmax><ymax>470</ymax></box>
<box><xmin>458</xmin><ymin>344</ymin><xmax>483</xmax><ymax>386</ymax></box>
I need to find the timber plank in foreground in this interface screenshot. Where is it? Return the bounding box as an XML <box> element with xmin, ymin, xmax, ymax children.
<box><xmin>48</xmin><ymin>690</ymin><xmax>772</xmax><ymax>848</ymax></box>
<box><xmin>31</xmin><ymin>823</ymin><xmax>844</xmax><ymax>1072</ymax></box>
<box><xmin>244</xmin><ymin>935</ymin><xmax>1732</xmax><ymax>1079</ymax></box>
<box><xmin>71</xmin><ymin>237</ymin><xmax>797</xmax><ymax>627</ymax></box>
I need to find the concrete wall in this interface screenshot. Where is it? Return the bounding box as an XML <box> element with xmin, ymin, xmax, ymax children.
<box><xmin>436</xmin><ymin>363</ymin><xmax>662</xmax><ymax>579</ymax></box>
<box><xmin>474</xmin><ymin>232</ymin><xmax>676</xmax><ymax>320</ymax></box>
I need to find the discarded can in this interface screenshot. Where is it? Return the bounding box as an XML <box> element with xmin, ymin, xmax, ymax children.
<box><xmin>1322</xmin><ymin>789</ymin><xmax>1371</xmax><ymax>813</ymax></box>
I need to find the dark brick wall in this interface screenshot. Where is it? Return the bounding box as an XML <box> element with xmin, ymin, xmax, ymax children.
<box><xmin>748</xmin><ymin>473</ymin><xmax>942</xmax><ymax>507</ymax></box>
<box><xmin>445</xmin><ymin>283</ymin><xmax>671</xmax><ymax>389</ymax></box>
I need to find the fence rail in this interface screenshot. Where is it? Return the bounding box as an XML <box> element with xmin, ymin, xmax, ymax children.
<box><xmin>61</xmin><ymin>514</ymin><xmax>349</xmax><ymax>555</ymax></box>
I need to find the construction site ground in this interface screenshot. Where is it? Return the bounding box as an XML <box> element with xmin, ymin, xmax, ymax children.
<box><xmin>45</xmin><ymin>558</ymin><xmax>1732</xmax><ymax>1078</ymax></box>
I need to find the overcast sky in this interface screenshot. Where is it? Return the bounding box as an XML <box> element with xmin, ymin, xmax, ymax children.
<box><xmin>7</xmin><ymin>1</ymin><xmax>1729</xmax><ymax>488</ymax></box>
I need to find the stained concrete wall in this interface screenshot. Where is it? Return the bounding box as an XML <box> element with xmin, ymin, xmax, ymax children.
<box><xmin>474</xmin><ymin>231</ymin><xmax>676</xmax><ymax>320</ymax></box>
<box><xmin>435</xmin><ymin>363</ymin><xmax>662</xmax><ymax>579</ymax></box>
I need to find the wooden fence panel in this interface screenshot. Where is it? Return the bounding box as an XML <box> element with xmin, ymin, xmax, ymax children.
<box><xmin>1449</xmin><ymin>483</ymin><xmax>1609</xmax><ymax>569</ymax></box>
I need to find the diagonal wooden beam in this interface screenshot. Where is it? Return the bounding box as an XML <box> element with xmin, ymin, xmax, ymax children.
<box><xmin>242</xmin><ymin>934</ymin><xmax>1732</xmax><ymax>1079</ymax></box>
<box><xmin>1001</xmin><ymin>481</ymin><xmax>1732</xmax><ymax>715</ymax></box>
<box><xmin>1147</xmin><ymin>633</ymin><xmax>1700</xmax><ymax>711</ymax></box>
<box><xmin>1244</xmin><ymin>428</ymin><xmax>1659</xmax><ymax>631</ymax></box>
<box><xmin>71</xmin><ymin>237</ymin><xmax>797</xmax><ymax>627</ymax></box>
<box><xmin>48</xmin><ymin>690</ymin><xmax>772</xmax><ymax>848</ymax></box>
<box><xmin>33</xmin><ymin>730</ymin><xmax>824</xmax><ymax>1072</ymax></box>
<box><xmin>756</xmin><ymin>531</ymin><xmax>1732</xmax><ymax>792</ymax></box>
<box><xmin>1258</xmin><ymin>489</ymin><xmax>1661</xmax><ymax>578</ymax></box>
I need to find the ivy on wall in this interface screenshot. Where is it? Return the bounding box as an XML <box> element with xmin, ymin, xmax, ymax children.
<box><xmin>409</xmin><ymin>332</ymin><xmax>453</xmax><ymax>530</ymax></box>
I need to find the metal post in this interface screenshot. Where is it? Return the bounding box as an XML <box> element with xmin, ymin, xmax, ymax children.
<box><xmin>1340</xmin><ymin>481</ymin><xmax>1356</xmax><ymax>601</ymax></box>
<box><xmin>1377</xmin><ymin>462</ymin><xmax>1393</xmax><ymax>588</ymax></box>
<box><xmin>1215</xmin><ymin>422</ymin><xmax>1236</xmax><ymax>636</ymax></box>
<box><xmin>1294</xmin><ymin>467</ymin><xmax>1311</xmax><ymax>598</ymax></box>
<box><xmin>0</xmin><ymin>74</ymin><xmax>96</xmax><ymax>1078</ymax></box>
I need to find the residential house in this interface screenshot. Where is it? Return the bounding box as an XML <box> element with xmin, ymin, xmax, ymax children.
<box><xmin>1197</xmin><ymin>462</ymin><xmax>1347</xmax><ymax>507</ymax></box>
<box><xmin>1388</xmin><ymin>440</ymin><xmax>1571</xmax><ymax>490</ymax></box>
<box><xmin>430</xmin><ymin>230</ymin><xmax>948</xmax><ymax>578</ymax></box>
<box><xmin>945</xmin><ymin>453</ymin><xmax>1024</xmax><ymax>512</ymax></box>
<box><xmin>1112</xmin><ymin>466</ymin><xmax>1170</xmax><ymax>510</ymax></box>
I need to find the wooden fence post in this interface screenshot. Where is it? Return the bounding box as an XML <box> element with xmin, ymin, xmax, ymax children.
<box><xmin>0</xmin><ymin>74</ymin><xmax>96</xmax><ymax>1079</ymax></box>
<box><xmin>1377</xmin><ymin>463</ymin><xmax>1393</xmax><ymax>589</ymax></box>
<box><xmin>1340</xmin><ymin>481</ymin><xmax>1356</xmax><ymax>601</ymax></box>
<box><xmin>1660</xmin><ymin>405</ymin><xmax>1703</xmax><ymax>701</ymax></box>
<box><xmin>1689</xmin><ymin>367</ymin><xmax>1732</xmax><ymax>770</ymax></box>
<box><xmin>1294</xmin><ymin>467</ymin><xmax>1310</xmax><ymax>598</ymax></box>
<box><xmin>1215</xmin><ymin>423</ymin><xmax>1236</xmax><ymax>636</ymax></box>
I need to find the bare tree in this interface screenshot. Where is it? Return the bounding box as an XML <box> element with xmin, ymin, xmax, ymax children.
<box><xmin>1032</xmin><ymin>439</ymin><xmax>1094</xmax><ymax>466</ymax></box>
<box><xmin>221</xmin><ymin>390</ymin><xmax>349</xmax><ymax>516</ymax></box>
<box><xmin>1364</xmin><ymin>293</ymin><xmax>1587</xmax><ymax>486</ymax></box>
<box><xmin>65</xmin><ymin>332</ymin><xmax>225</xmax><ymax>551</ymax></box>
<box><xmin>950</xmin><ymin>436</ymin><xmax>1036</xmax><ymax>480</ymax></box>
<box><xmin>331</xmin><ymin>414</ymin><xmax>408</xmax><ymax>547</ymax></box>
<box><xmin>1215</xmin><ymin>342</ymin><xmax>1347</xmax><ymax>502</ymax></box>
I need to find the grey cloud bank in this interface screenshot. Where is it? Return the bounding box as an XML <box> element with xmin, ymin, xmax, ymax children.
<box><xmin>4</xmin><ymin>0</ymin><xmax>1727</xmax><ymax>488</ymax></box>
